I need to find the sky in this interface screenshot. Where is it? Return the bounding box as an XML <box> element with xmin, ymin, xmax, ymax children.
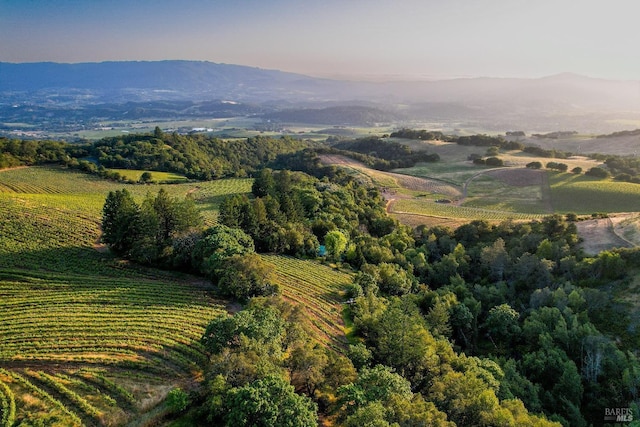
<box><xmin>1</xmin><ymin>0</ymin><xmax>639</xmax><ymax>81</ymax></box>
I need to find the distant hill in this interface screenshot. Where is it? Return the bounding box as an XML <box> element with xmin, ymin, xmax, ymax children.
<box><xmin>262</xmin><ymin>106</ymin><xmax>403</xmax><ymax>125</ymax></box>
<box><xmin>3</xmin><ymin>61</ymin><xmax>640</xmax><ymax>109</ymax></box>
<box><xmin>3</xmin><ymin>61</ymin><xmax>640</xmax><ymax>133</ymax></box>
<box><xmin>0</xmin><ymin>60</ymin><xmax>347</xmax><ymax>103</ymax></box>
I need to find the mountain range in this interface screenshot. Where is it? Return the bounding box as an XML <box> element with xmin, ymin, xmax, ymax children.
<box><xmin>2</xmin><ymin>61</ymin><xmax>640</xmax><ymax>132</ymax></box>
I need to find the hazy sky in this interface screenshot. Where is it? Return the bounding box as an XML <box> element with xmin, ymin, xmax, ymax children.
<box><xmin>1</xmin><ymin>0</ymin><xmax>639</xmax><ymax>80</ymax></box>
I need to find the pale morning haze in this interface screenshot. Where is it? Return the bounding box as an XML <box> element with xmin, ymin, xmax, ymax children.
<box><xmin>1</xmin><ymin>0</ymin><xmax>640</xmax><ymax>80</ymax></box>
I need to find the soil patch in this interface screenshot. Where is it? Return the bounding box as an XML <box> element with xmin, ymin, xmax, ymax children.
<box><xmin>576</xmin><ymin>216</ymin><xmax>634</xmax><ymax>255</ymax></box>
<box><xmin>484</xmin><ymin>168</ymin><xmax>546</xmax><ymax>187</ymax></box>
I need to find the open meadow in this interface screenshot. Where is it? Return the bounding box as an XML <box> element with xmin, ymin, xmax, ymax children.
<box><xmin>0</xmin><ymin>166</ymin><xmax>353</xmax><ymax>426</ymax></box>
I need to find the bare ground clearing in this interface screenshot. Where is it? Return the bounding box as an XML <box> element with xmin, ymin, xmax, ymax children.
<box><xmin>576</xmin><ymin>215</ymin><xmax>635</xmax><ymax>255</ymax></box>
<box><xmin>483</xmin><ymin>168</ymin><xmax>546</xmax><ymax>187</ymax></box>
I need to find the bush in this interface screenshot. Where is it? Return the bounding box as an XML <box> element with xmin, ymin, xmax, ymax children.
<box><xmin>485</xmin><ymin>157</ymin><xmax>504</xmax><ymax>167</ymax></box>
<box><xmin>585</xmin><ymin>167</ymin><xmax>610</xmax><ymax>178</ymax></box>
<box><xmin>526</xmin><ymin>161</ymin><xmax>542</xmax><ymax>169</ymax></box>
<box><xmin>167</xmin><ymin>388</ymin><xmax>189</xmax><ymax>413</ymax></box>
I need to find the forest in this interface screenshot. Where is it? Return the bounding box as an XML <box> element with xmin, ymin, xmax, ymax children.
<box><xmin>2</xmin><ymin>129</ymin><xmax>640</xmax><ymax>426</ymax></box>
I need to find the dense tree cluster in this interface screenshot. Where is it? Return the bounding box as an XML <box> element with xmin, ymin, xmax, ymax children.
<box><xmin>212</xmin><ymin>180</ymin><xmax>640</xmax><ymax>424</ymax></box>
<box><xmin>93</xmin><ymin>129</ymin><xmax>309</xmax><ymax>179</ymax></box>
<box><xmin>0</xmin><ymin>137</ymin><xmax>82</xmax><ymax>168</ymax></box>
<box><xmin>546</xmin><ymin>161</ymin><xmax>568</xmax><ymax>172</ymax></box>
<box><xmin>201</xmin><ymin>298</ymin><xmax>355</xmax><ymax>426</ymax></box>
<box><xmin>390</xmin><ymin>128</ymin><xmax>450</xmax><ymax>141</ymax></box>
<box><xmin>102</xmin><ymin>190</ymin><xmax>279</xmax><ymax>300</ymax></box>
<box><xmin>328</xmin><ymin>136</ymin><xmax>440</xmax><ymax>170</ymax></box>
<box><xmin>585</xmin><ymin>167</ymin><xmax>610</xmax><ymax>179</ymax></box>
<box><xmin>0</xmin><ymin>131</ymin><xmax>308</xmax><ymax>181</ymax></box>
<box><xmin>600</xmin><ymin>156</ymin><xmax>640</xmax><ymax>183</ymax></box>
<box><xmin>390</xmin><ymin>129</ymin><xmax>578</xmax><ymax>157</ymax></box>
<box><xmin>218</xmin><ymin>168</ymin><xmax>389</xmax><ymax>258</ymax></box>
<box><xmin>101</xmin><ymin>188</ymin><xmax>202</xmax><ymax>264</ymax></box>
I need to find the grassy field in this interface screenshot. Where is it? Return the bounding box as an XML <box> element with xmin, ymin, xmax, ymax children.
<box><xmin>108</xmin><ymin>169</ymin><xmax>188</xmax><ymax>183</ymax></box>
<box><xmin>0</xmin><ymin>166</ymin><xmax>252</xmax><ymax>225</ymax></box>
<box><xmin>322</xmin><ymin>141</ymin><xmax>640</xmax><ymax>229</ymax></box>
<box><xmin>549</xmin><ymin>173</ymin><xmax>640</xmax><ymax>213</ymax></box>
<box><xmin>462</xmin><ymin>171</ymin><xmax>551</xmax><ymax>214</ymax></box>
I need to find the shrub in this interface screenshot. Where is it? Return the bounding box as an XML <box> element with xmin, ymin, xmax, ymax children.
<box><xmin>167</xmin><ymin>387</ymin><xmax>189</xmax><ymax>413</ymax></box>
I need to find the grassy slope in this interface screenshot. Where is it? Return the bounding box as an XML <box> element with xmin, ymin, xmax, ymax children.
<box><xmin>0</xmin><ymin>167</ymin><xmax>236</xmax><ymax>425</ymax></box>
<box><xmin>320</xmin><ymin>139</ymin><xmax>640</xmax><ymax>236</ymax></box>
<box><xmin>549</xmin><ymin>173</ymin><xmax>640</xmax><ymax>213</ymax></box>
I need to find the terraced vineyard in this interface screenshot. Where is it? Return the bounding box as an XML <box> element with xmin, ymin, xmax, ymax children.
<box><xmin>550</xmin><ymin>173</ymin><xmax>640</xmax><ymax>213</ymax></box>
<box><xmin>262</xmin><ymin>255</ymin><xmax>353</xmax><ymax>349</ymax></box>
<box><xmin>0</xmin><ymin>271</ymin><xmax>225</xmax><ymax>426</ymax></box>
<box><xmin>0</xmin><ymin>166</ymin><xmax>252</xmax><ymax>224</ymax></box>
<box><xmin>0</xmin><ymin>166</ymin><xmax>250</xmax><ymax>425</ymax></box>
<box><xmin>392</xmin><ymin>198</ymin><xmax>546</xmax><ymax>222</ymax></box>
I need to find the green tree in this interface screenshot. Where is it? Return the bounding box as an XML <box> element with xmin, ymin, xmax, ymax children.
<box><xmin>325</xmin><ymin>230</ymin><xmax>348</xmax><ymax>261</ymax></box>
<box><xmin>338</xmin><ymin>365</ymin><xmax>412</xmax><ymax>414</ymax></box>
<box><xmin>166</xmin><ymin>387</ymin><xmax>189</xmax><ymax>413</ymax></box>
<box><xmin>252</xmin><ymin>168</ymin><xmax>276</xmax><ymax>197</ymax></box>
<box><xmin>484</xmin><ymin>304</ymin><xmax>520</xmax><ymax>349</ymax></box>
<box><xmin>287</xmin><ymin>342</ymin><xmax>328</xmax><ymax>396</ymax></box>
<box><xmin>480</xmin><ymin>237</ymin><xmax>509</xmax><ymax>281</ymax></box>
<box><xmin>225</xmin><ymin>375</ymin><xmax>317</xmax><ymax>427</ymax></box>
<box><xmin>101</xmin><ymin>189</ymin><xmax>140</xmax><ymax>255</ymax></box>
<box><xmin>526</xmin><ymin>161</ymin><xmax>543</xmax><ymax>169</ymax></box>
<box><xmin>217</xmin><ymin>254</ymin><xmax>278</xmax><ymax>301</ymax></box>
<box><xmin>139</xmin><ymin>171</ymin><xmax>153</xmax><ymax>183</ymax></box>
<box><xmin>192</xmin><ymin>225</ymin><xmax>255</xmax><ymax>276</ymax></box>
<box><xmin>202</xmin><ymin>305</ymin><xmax>285</xmax><ymax>355</ymax></box>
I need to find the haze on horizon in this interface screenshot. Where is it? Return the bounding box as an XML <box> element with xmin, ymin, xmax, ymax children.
<box><xmin>1</xmin><ymin>0</ymin><xmax>639</xmax><ymax>81</ymax></box>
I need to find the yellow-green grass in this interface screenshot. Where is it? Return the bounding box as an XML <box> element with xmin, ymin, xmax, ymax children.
<box><xmin>391</xmin><ymin>138</ymin><xmax>602</xmax><ymax>185</ymax></box>
<box><xmin>613</xmin><ymin>213</ymin><xmax>640</xmax><ymax>246</ymax></box>
<box><xmin>394</xmin><ymin>162</ymin><xmax>479</xmax><ymax>186</ymax></box>
<box><xmin>0</xmin><ymin>166</ymin><xmax>252</xmax><ymax>225</ymax></box>
<box><xmin>392</xmin><ymin>199</ymin><xmax>545</xmax><ymax>222</ymax></box>
<box><xmin>262</xmin><ymin>255</ymin><xmax>353</xmax><ymax>349</ymax></box>
<box><xmin>519</xmin><ymin>133</ymin><xmax>640</xmax><ymax>157</ymax></box>
<box><xmin>0</xmin><ymin>179</ymin><xmax>227</xmax><ymax>425</ymax></box>
<box><xmin>108</xmin><ymin>169</ymin><xmax>188</xmax><ymax>183</ymax></box>
<box><xmin>462</xmin><ymin>174</ymin><xmax>551</xmax><ymax>214</ymax></box>
<box><xmin>319</xmin><ymin>155</ymin><xmax>461</xmax><ymax>199</ymax></box>
<box><xmin>550</xmin><ymin>173</ymin><xmax>640</xmax><ymax>214</ymax></box>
